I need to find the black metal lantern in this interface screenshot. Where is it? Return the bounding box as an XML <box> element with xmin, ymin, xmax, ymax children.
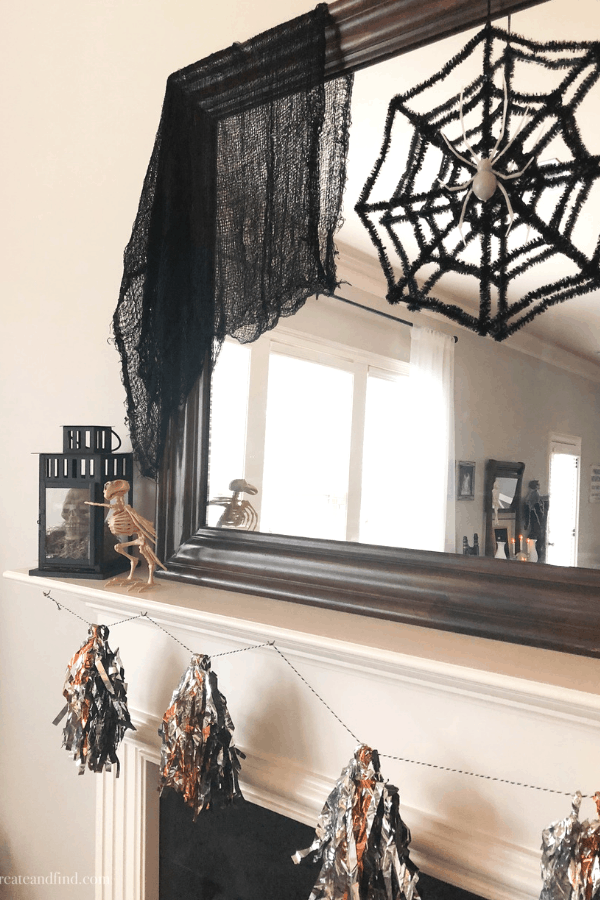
<box><xmin>30</xmin><ymin>426</ymin><xmax>134</xmax><ymax>579</ymax></box>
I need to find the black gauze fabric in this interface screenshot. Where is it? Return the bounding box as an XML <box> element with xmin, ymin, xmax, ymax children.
<box><xmin>113</xmin><ymin>4</ymin><xmax>352</xmax><ymax>478</ymax></box>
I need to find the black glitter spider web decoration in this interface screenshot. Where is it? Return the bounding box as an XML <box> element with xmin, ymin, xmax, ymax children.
<box><xmin>356</xmin><ymin>23</ymin><xmax>600</xmax><ymax>341</ymax></box>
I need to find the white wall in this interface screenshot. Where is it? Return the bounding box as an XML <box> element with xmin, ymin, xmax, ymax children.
<box><xmin>2</xmin><ymin>2</ymin><xmax>600</xmax><ymax>898</ymax></box>
<box><xmin>453</xmin><ymin>330</ymin><xmax>600</xmax><ymax>565</ymax></box>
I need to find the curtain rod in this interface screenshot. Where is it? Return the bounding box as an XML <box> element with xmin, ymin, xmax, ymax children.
<box><xmin>329</xmin><ymin>293</ymin><xmax>458</xmax><ymax>343</ymax></box>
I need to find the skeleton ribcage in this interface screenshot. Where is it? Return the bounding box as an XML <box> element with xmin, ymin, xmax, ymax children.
<box><xmin>108</xmin><ymin>509</ymin><xmax>136</xmax><ymax>537</ymax></box>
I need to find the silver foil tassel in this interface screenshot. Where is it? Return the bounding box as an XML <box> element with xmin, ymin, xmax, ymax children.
<box><xmin>574</xmin><ymin>793</ymin><xmax>600</xmax><ymax>900</ymax></box>
<box><xmin>294</xmin><ymin>744</ymin><xmax>420</xmax><ymax>900</ymax></box>
<box><xmin>540</xmin><ymin>792</ymin><xmax>600</xmax><ymax>900</ymax></box>
<box><xmin>158</xmin><ymin>654</ymin><xmax>244</xmax><ymax>819</ymax></box>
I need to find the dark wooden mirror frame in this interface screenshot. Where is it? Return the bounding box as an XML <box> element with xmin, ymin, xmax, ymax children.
<box><xmin>155</xmin><ymin>0</ymin><xmax>600</xmax><ymax>660</ymax></box>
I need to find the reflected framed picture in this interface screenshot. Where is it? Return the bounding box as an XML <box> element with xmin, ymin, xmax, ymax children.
<box><xmin>457</xmin><ymin>460</ymin><xmax>475</xmax><ymax>500</ymax></box>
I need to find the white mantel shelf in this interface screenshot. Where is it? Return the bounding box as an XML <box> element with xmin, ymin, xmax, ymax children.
<box><xmin>6</xmin><ymin>568</ymin><xmax>600</xmax><ymax>703</ymax></box>
<box><xmin>5</xmin><ymin>569</ymin><xmax>600</xmax><ymax>900</ymax></box>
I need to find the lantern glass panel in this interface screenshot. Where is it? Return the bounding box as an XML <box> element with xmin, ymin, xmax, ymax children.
<box><xmin>45</xmin><ymin>487</ymin><xmax>91</xmax><ymax>561</ymax></box>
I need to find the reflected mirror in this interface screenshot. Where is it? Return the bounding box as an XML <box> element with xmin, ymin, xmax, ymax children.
<box><xmin>205</xmin><ymin>0</ymin><xmax>600</xmax><ymax>569</ymax></box>
<box><xmin>495</xmin><ymin>479</ymin><xmax>519</xmax><ymax>509</ymax></box>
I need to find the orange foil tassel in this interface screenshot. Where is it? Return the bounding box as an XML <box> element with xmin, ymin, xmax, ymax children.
<box><xmin>159</xmin><ymin>654</ymin><xmax>244</xmax><ymax>819</ymax></box>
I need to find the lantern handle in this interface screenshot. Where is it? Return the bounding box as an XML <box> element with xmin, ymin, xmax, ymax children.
<box><xmin>110</xmin><ymin>429</ymin><xmax>123</xmax><ymax>452</ymax></box>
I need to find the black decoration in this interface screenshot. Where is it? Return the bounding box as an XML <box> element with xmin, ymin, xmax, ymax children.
<box><xmin>113</xmin><ymin>5</ymin><xmax>352</xmax><ymax>478</ymax></box>
<box><xmin>30</xmin><ymin>425</ymin><xmax>133</xmax><ymax>580</ymax></box>
<box><xmin>54</xmin><ymin>624</ymin><xmax>135</xmax><ymax>776</ymax></box>
<box><xmin>356</xmin><ymin>24</ymin><xmax>600</xmax><ymax>341</ymax></box>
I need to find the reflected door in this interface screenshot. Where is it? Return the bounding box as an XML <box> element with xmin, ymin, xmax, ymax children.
<box><xmin>546</xmin><ymin>436</ymin><xmax>581</xmax><ymax>567</ymax></box>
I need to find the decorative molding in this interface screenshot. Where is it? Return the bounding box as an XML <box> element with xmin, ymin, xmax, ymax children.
<box><xmin>163</xmin><ymin>528</ymin><xmax>600</xmax><ymax>659</ymax></box>
<box><xmin>7</xmin><ymin>571</ymin><xmax>600</xmax><ymax>726</ymax></box>
<box><xmin>8</xmin><ymin>572</ymin><xmax>599</xmax><ymax>900</ymax></box>
<box><xmin>408</xmin><ymin>805</ymin><xmax>540</xmax><ymax>900</ymax></box>
<box><xmin>120</xmin><ymin>709</ymin><xmax>544</xmax><ymax>900</ymax></box>
<box><xmin>336</xmin><ymin>241</ymin><xmax>392</xmax><ymax>299</ymax></box>
<box><xmin>97</xmin><ymin>737</ymin><xmax>160</xmax><ymax>900</ymax></box>
<box><xmin>95</xmin><ymin>740</ymin><xmax>159</xmax><ymax>900</ymax></box>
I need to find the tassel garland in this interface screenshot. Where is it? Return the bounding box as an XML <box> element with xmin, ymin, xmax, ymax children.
<box><xmin>48</xmin><ymin>595</ymin><xmax>598</xmax><ymax>895</ymax></box>
<box><xmin>294</xmin><ymin>744</ymin><xmax>420</xmax><ymax>899</ymax></box>
<box><xmin>53</xmin><ymin>624</ymin><xmax>134</xmax><ymax>775</ymax></box>
<box><xmin>159</xmin><ymin>654</ymin><xmax>244</xmax><ymax>818</ymax></box>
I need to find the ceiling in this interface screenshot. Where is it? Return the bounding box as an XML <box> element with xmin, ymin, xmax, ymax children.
<box><xmin>337</xmin><ymin>0</ymin><xmax>600</xmax><ymax>364</ymax></box>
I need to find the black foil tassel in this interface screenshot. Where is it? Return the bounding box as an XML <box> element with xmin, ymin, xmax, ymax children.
<box><xmin>54</xmin><ymin>624</ymin><xmax>135</xmax><ymax>775</ymax></box>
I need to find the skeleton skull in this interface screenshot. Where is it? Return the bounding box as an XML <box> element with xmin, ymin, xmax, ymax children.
<box><xmin>61</xmin><ymin>489</ymin><xmax>90</xmax><ymax>541</ymax></box>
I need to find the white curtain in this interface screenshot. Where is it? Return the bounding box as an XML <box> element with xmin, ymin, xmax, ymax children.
<box><xmin>405</xmin><ymin>326</ymin><xmax>455</xmax><ymax>553</ymax></box>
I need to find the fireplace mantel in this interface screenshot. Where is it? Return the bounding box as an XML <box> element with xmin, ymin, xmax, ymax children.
<box><xmin>5</xmin><ymin>569</ymin><xmax>600</xmax><ymax>900</ymax></box>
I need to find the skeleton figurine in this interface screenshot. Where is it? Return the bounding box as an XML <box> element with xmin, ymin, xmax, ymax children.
<box><xmin>85</xmin><ymin>480</ymin><xmax>166</xmax><ymax>591</ymax></box>
<box><xmin>440</xmin><ymin>78</ymin><xmax>534</xmax><ymax>238</ymax></box>
<box><xmin>208</xmin><ymin>478</ymin><xmax>258</xmax><ymax>530</ymax></box>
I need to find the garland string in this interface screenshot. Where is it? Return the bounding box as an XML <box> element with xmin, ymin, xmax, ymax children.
<box><xmin>138</xmin><ymin>612</ymin><xmax>195</xmax><ymax>654</ymax></box>
<box><xmin>270</xmin><ymin>643</ymin><xmax>361</xmax><ymax>744</ymax></box>
<box><xmin>378</xmin><ymin>753</ymin><xmax>590</xmax><ymax>797</ymax></box>
<box><xmin>44</xmin><ymin>590</ymin><xmax>592</xmax><ymax>797</ymax></box>
<box><xmin>212</xmin><ymin>640</ymin><xmax>275</xmax><ymax>659</ymax></box>
<box><xmin>44</xmin><ymin>590</ymin><xmax>91</xmax><ymax>626</ymax></box>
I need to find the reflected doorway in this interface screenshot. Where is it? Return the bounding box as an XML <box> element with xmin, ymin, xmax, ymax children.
<box><xmin>546</xmin><ymin>434</ymin><xmax>581</xmax><ymax>567</ymax></box>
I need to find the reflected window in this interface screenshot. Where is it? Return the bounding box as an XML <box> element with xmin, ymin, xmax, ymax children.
<box><xmin>495</xmin><ymin>477</ymin><xmax>518</xmax><ymax>508</ymax></box>
<box><xmin>360</xmin><ymin>371</ymin><xmax>411</xmax><ymax>547</ymax></box>
<box><xmin>261</xmin><ymin>353</ymin><xmax>354</xmax><ymax>540</ymax></box>
<box><xmin>207</xmin><ymin>341</ymin><xmax>251</xmax><ymax>527</ymax></box>
<box><xmin>206</xmin><ymin>330</ymin><xmax>451</xmax><ymax>549</ymax></box>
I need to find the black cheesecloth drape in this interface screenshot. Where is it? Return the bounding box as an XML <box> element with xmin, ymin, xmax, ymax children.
<box><xmin>113</xmin><ymin>4</ymin><xmax>353</xmax><ymax>478</ymax></box>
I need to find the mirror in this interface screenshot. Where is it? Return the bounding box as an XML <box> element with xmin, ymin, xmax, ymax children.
<box><xmin>158</xmin><ymin>0</ymin><xmax>600</xmax><ymax>659</ymax></box>
<box><xmin>203</xmin><ymin>0</ymin><xmax>600</xmax><ymax>569</ymax></box>
<box><xmin>494</xmin><ymin>479</ymin><xmax>519</xmax><ymax>511</ymax></box>
<box><xmin>483</xmin><ymin>460</ymin><xmax>525</xmax><ymax>558</ymax></box>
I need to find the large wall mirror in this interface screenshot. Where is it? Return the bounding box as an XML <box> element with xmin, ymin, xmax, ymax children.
<box><xmin>157</xmin><ymin>0</ymin><xmax>600</xmax><ymax>659</ymax></box>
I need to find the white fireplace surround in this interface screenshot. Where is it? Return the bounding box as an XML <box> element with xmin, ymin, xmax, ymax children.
<box><xmin>6</xmin><ymin>570</ymin><xmax>600</xmax><ymax>900</ymax></box>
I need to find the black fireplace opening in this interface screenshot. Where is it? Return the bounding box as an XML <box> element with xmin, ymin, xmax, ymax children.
<box><xmin>159</xmin><ymin>791</ymin><xmax>319</xmax><ymax>900</ymax></box>
<box><xmin>159</xmin><ymin>790</ymin><xmax>487</xmax><ymax>900</ymax></box>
